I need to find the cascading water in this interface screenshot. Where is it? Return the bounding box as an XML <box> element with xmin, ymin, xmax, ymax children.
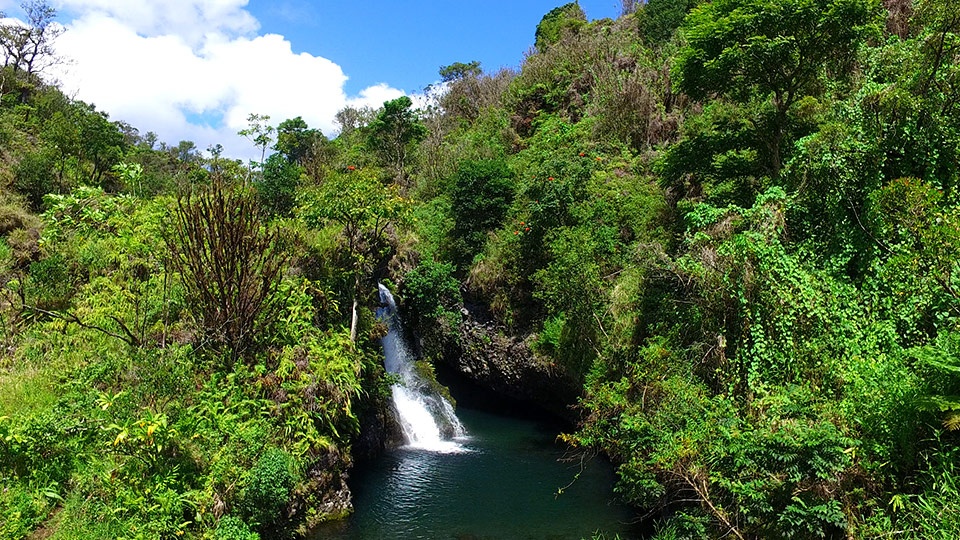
<box><xmin>377</xmin><ymin>284</ymin><xmax>466</xmax><ymax>453</ymax></box>
<box><xmin>311</xmin><ymin>285</ymin><xmax>640</xmax><ymax>539</ymax></box>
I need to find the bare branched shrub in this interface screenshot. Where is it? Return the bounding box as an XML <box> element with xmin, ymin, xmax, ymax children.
<box><xmin>167</xmin><ymin>177</ymin><xmax>287</xmax><ymax>361</ymax></box>
<box><xmin>441</xmin><ymin>68</ymin><xmax>515</xmax><ymax>123</ymax></box>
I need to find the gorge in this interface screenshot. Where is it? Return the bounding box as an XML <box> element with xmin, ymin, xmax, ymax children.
<box><xmin>314</xmin><ymin>286</ymin><xmax>640</xmax><ymax>539</ymax></box>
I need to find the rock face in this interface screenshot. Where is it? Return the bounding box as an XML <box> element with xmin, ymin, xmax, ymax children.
<box><xmin>353</xmin><ymin>396</ymin><xmax>405</xmax><ymax>462</ymax></box>
<box><xmin>304</xmin><ymin>466</ymin><xmax>351</xmax><ymax>522</ymax></box>
<box><xmin>300</xmin><ymin>388</ymin><xmax>403</xmax><ymax>532</ymax></box>
<box><xmin>438</xmin><ymin>308</ymin><xmax>581</xmax><ymax>422</ymax></box>
<box><xmin>291</xmin><ymin>447</ymin><xmax>354</xmax><ymax>533</ymax></box>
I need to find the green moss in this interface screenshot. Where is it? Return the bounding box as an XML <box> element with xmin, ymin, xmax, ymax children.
<box><xmin>414</xmin><ymin>358</ymin><xmax>457</xmax><ymax>408</ymax></box>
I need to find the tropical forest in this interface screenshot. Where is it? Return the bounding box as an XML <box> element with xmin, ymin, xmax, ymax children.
<box><xmin>1</xmin><ymin>0</ymin><xmax>959</xmax><ymax>538</ymax></box>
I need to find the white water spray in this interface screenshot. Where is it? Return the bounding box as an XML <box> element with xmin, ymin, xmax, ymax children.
<box><xmin>378</xmin><ymin>284</ymin><xmax>466</xmax><ymax>453</ymax></box>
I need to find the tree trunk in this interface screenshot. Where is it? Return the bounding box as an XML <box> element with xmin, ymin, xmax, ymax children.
<box><xmin>350</xmin><ymin>296</ymin><xmax>359</xmax><ymax>343</ymax></box>
<box><xmin>349</xmin><ymin>273</ymin><xmax>360</xmax><ymax>342</ymax></box>
<box><xmin>770</xmin><ymin>131</ymin><xmax>782</xmax><ymax>178</ymax></box>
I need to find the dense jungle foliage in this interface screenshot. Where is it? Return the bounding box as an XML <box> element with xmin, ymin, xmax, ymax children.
<box><xmin>2</xmin><ymin>0</ymin><xmax>960</xmax><ymax>538</ymax></box>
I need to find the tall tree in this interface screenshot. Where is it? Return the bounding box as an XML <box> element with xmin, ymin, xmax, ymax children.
<box><xmin>0</xmin><ymin>0</ymin><xmax>63</xmax><ymax>76</ymax></box>
<box><xmin>274</xmin><ymin>116</ymin><xmax>324</xmax><ymax>166</ymax></box>
<box><xmin>334</xmin><ymin>105</ymin><xmax>374</xmax><ymax>138</ymax></box>
<box><xmin>258</xmin><ymin>153</ymin><xmax>301</xmax><ymax>217</ymax></box>
<box><xmin>76</xmin><ymin>103</ymin><xmax>125</xmax><ymax>185</ymax></box>
<box><xmin>876</xmin><ymin>0</ymin><xmax>960</xmax><ymax>195</ymax></box>
<box><xmin>238</xmin><ymin>113</ymin><xmax>274</xmax><ymax>179</ymax></box>
<box><xmin>675</xmin><ymin>0</ymin><xmax>876</xmax><ymax>176</ymax></box>
<box><xmin>301</xmin><ymin>169</ymin><xmax>409</xmax><ymax>342</ymax></box>
<box><xmin>366</xmin><ymin>96</ymin><xmax>427</xmax><ymax>187</ymax></box>
<box><xmin>638</xmin><ymin>0</ymin><xmax>699</xmax><ymax>44</ymax></box>
<box><xmin>439</xmin><ymin>61</ymin><xmax>482</xmax><ymax>83</ymax></box>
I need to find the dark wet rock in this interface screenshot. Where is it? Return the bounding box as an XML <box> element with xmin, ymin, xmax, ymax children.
<box><xmin>290</xmin><ymin>447</ymin><xmax>354</xmax><ymax>533</ymax></box>
<box><xmin>438</xmin><ymin>309</ymin><xmax>581</xmax><ymax>422</ymax></box>
<box><xmin>353</xmin><ymin>395</ymin><xmax>405</xmax><ymax>462</ymax></box>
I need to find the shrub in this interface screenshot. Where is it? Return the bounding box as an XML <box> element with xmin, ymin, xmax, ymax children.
<box><xmin>533</xmin><ymin>312</ymin><xmax>564</xmax><ymax>355</ymax></box>
<box><xmin>166</xmin><ymin>178</ymin><xmax>287</xmax><ymax>361</ymax></box>
<box><xmin>215</xmin><ymin>516</ymin><xmax>260</xmax><ymax>540</ymax></box>
<box><xmin>240</xmin><ymin>447</ymin><xmax>296</xmax><ymax>530</ymax></box>
<box><xmin>13</xmin><ymin>149</ymin><xmax>57</xmax><ymax>210</ymax></box>
<box><xmin>535</xmin><ymin>3</ymin><xmax>587</xmax><ymax>51</ymax></box>
<box><xmin>403</xmin><ymin>258</ymin><xmax>462</xmax><ymax>331</ymax></box>
<box><xmin>26</xmin><ymin>252</ymin><xmax>72</xmax><ymax>310</ymax></box>
<box><xmin>257</xmin><ymin>154</ymin><xmax>301</xmax><ymax>217</ymax></box>
<box><xmin>450</xmin><ymin>159</ymin><xmax>514</xmax><ymax>267</ymax></box>
<box><xmin>902</xmin><ymin>442</ymin><xmax>960</xmax><ymax>539</ymax></box>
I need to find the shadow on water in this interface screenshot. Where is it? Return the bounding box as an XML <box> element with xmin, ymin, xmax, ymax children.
<box><xmin>312</xmin><ymin>367</ymin><xmax>646</xmax><ymax>540</ymax></box>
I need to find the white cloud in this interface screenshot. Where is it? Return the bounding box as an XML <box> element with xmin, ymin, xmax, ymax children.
<box><xmin>59</xmin><ymin>0</ymin><xmax>258</xmax><ymax>46</ymax></box>
<box><xmin>48</xmin><ymin>0</ymin><xmax>406</xmax><ymax>160</ymax></box>
<box><xmin>347</xmin><ymin>83</ymin><xmax>408</xmax><ymax>110</ymax></box>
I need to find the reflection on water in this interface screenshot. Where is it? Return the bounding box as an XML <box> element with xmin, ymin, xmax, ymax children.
<box><xmin>313</xmin><ymin>405</ymin><xmax>641</xmax><ymax>540</ymax></box>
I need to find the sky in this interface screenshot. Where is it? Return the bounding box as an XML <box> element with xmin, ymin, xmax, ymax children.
<box><xmin>1</xmin><ymin>0</ymin><xmax>623</xmax><ymax>159</ymax></box>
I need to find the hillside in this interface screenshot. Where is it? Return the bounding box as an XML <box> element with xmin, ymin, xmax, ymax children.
<box><xmin>3</xmin><ymin>0</ymin><xmax>960</xmax><ymax>539</ymax></box>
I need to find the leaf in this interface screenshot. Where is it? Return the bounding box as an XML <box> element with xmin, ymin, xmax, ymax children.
<box><xmin>916</xmin><ymin>395</ymin><xmax>960</xmax><ymax>412</ymax></box>
<box><xmin>113</xmin><ymin>429</ymin><xmax>128</xmax><ymax>446</ymax></box>
<box><xmin>909</xmin><ymin>343</ymin><xmax>960</xmax><ymax>373</ymax></box>
<box><xmin>944</xmin><ymin>412</ymin><xmax>960</xmax><ymax>431</ymax></box>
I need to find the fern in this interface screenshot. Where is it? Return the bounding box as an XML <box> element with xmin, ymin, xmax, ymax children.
<box><xmin>910</xmin><ymin>331</ymin><xmax>960</xmax><ymax>430</ymax></box>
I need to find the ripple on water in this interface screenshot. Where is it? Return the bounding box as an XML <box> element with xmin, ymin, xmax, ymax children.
<box><xmin>313</xmin><ymin>407</ymin><xmax>642</xmax><ymax>540</ymax></box>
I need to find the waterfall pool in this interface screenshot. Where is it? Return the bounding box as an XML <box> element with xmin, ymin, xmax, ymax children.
<box><xmin>326</xmin><ymin>285</ymin><xmax>643</xmax><ymax>539</ymax></box>
<box><xmin>312</xmin><ymin>400</ymin><xmax>643</xmax><ymax>539</ymax></box>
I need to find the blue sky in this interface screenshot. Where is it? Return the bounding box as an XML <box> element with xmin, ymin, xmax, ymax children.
<box><xmin>1</xmin><ymin>0</ymin><xmax>622</xmax><ymax>158</ymax></box>
<box><xmin>249</xmin><ymin>1</ymin><xmax>622</xmax><ymax>94</ymax></box>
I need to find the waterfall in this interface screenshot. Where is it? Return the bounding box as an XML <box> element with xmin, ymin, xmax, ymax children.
<box><xmin>377</xmin><ymin>284</ymin><xmax>466</xmax><ymax>453</ymax></box>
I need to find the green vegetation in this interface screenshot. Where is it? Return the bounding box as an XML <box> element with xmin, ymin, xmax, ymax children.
<box><xmin>399</xmin><ymin>1</ymin><xmax>960</xmax><ymax>538</ymax></box>
<box><xmin>2</xmin><ymin>0</ymin><xmax>960</xmax><ymax>538</ymax></box>
<box><xmin>1</xmin><ymin>5</ymin><xmax>394</xmax><ymax>536</ymax></box>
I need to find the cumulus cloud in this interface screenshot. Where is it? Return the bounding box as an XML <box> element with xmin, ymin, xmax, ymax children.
<box><xmin>59</xmin><ymin>0</ymin><xmax>259</xmax><ymax>45</ymax></box>
<box><xmin>48</xmin><ymin>0</ymin><xmax>405</xmax><ymax>159</ymax></box>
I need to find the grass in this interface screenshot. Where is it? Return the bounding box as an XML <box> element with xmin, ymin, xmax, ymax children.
<box><xmin>0</xmin><ymin>364</ymin><xmax>59</xmax><ymax>418</ymax></box>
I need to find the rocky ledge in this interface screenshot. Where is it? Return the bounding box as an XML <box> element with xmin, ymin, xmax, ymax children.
<box><xmin>438</xmin><ymin>309</ymin><xmax>581</xmax><ymax>422</ymax></box>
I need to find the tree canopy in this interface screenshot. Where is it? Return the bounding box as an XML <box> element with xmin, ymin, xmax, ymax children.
<box><xmin>366</xmin><ymin>96</ymin><xmax>427</xmax><ymax>186</ymax></box>
<box><xmin>675</xmin><ymin>0</ymin><xmax>876</xmax><ymax>174</ymax></box>
<box><xmin>0</xmin><ymin>0</ymin><xmax>63</xmax><ymax>76</ymax></box>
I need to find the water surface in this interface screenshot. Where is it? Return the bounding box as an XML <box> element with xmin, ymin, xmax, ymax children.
<box><xmin>315</xmin><ymin>404</ymin><xmax>641</xmax><ymax>539</ymax></box>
